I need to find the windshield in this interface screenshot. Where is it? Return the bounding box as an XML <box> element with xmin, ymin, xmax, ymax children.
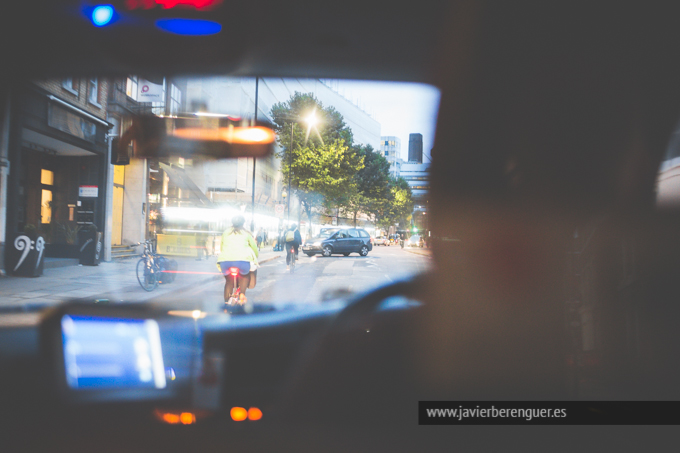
<box><xmin>2</xmin><ymin>76</ymin><xmax>439</xmax><ymax>314</ymax></box>
<box><xmin>318</xmin><ymin>228</ymin><xmax>339</xmax><ymax>238</ymax></box>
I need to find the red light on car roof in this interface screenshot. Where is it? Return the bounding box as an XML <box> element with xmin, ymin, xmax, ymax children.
<box><xmin>124</xmin><ymin>0</ymin><xmax>223</xmax><ymax>10</ymax></box>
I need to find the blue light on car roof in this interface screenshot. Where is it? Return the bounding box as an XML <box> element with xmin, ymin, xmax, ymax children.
<box><xmin>91</xmin><ymin>5</ymin><xmax>114</xmax><ymax>27</ymax></box>
<box><xmin>155</xmin><ymin>18</ymin><xmax>222</xmax><ymax>36</ymax></box>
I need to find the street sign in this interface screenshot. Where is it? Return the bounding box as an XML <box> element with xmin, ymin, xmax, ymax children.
<box><xmin>79</xmin><ymin>185</ymin><xmax>98</xmax><ymax>197</ymax></box>
<box><xmin>138</xmin><ymin>79</ymin><xmax>164</xmax><ymax>102</ymax></box>
<box><xmin>332</xmin><ymin>216</ymin><xmax>337</xmax><ymax>226</ymax></box>
<box><xmin>274</xmin><ymin>204</ymin><xmax>285</xmax><ymax>218</ymax></box>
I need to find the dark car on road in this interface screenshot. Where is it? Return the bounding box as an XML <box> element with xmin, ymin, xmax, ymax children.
<box><xmin>302</xmin><ymin>228</ymin><xmax>373</xmax><ymax>257</ymax></box>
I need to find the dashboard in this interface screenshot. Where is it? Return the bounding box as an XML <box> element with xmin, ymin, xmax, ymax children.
<box><xmin>0</xmin><ymin>291</ymin><xmax>427</xmax><ymax>450</ymax></box>
<box><xmin>0</xmin><ymin>299</ymin><xmax>353</xmax><ymax>447</ymax></box>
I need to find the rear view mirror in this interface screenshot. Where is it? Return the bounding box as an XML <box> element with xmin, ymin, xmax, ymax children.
<box><xmin>113</xmin><ymin>114</ymin><xmax>275</xmax><ymax>165</ymax></box>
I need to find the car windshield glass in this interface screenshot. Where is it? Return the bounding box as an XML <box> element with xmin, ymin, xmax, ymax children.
<box><xmin>319</xmin><ymin>228</ymin><xmax>339</xmax><ymax>238</ymax></box>
<box><xmin>657</xmin><ymin>117</ymin><xmax>680</xmax><ymax>209</ymax></box>
<box><xmin>4</xmin><ymin>76</ymin><xmax>439</xmax><ymax>314</ymax></box>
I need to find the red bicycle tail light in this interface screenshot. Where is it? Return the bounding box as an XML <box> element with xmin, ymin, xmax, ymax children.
<box><xmin>229</xmin><ymin>267</ymin><xmax>239</xmax><ymax>276</ymax></box>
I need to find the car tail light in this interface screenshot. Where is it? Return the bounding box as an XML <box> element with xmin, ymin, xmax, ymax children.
<box><xmin>230</xmin><ymin>407</ymin><xmax>248</xmax><ymax>421</ymax></box>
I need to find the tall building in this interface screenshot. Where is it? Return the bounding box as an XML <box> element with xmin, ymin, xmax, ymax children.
<box><xmin>105</xmin><ymin>76</ymin><xmax>188</xmax><ymax>260</ymax></box>
<box><xmin>408</xmin><ymin>133</ymin><xmax>423</xmax><ymax>163</ymax></box>
<box><xmin>379</xmin><ymin>136</ymin><xmax>401</xmax><ymax>177</ymax></box>
<box><xmin>400</xmin><ymin>162</ymin><xmax>430</xmax><ymax>206</ymax></box>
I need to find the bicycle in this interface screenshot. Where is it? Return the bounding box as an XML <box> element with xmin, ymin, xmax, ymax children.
<box><xmin>224</xmin><ymin>266</ymin><xmax>246</xmax><ymax>306</ymax></box>
<box><xmin>289</xmin><ymin>246</ymin><xmax>297</xmax><ymax>274</ymax></box>
<box><xmin>136</xmin><ymin>240</ymin><xmax>161</xmax><ymax>291</ymax></box>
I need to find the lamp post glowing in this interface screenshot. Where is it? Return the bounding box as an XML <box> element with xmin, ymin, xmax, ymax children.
<box><xmin>305</xmin><ymin>112</ymin><xmax>318</xmax><ymax>127</ymax></box>
<box><xmin>288</xmin><ymin>123</ymin><xmax>294</xmax><ymax>222</ymax></box>
<box><xmin>251</xmin><ymin>77</ymin><xmax>258</xmax><ymax>232</ymax></box>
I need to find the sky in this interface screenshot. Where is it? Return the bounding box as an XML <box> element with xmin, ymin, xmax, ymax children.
<box><xmin>323</xmin><ymin>80</ymin><xmax>440</xmax><ymax>162</ymax></box>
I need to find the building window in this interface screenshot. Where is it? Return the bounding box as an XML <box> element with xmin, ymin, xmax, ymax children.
<box><xmin>62</xmin><ymin>78</ymin><xmax>78</xmax><ymax>96</ymax></box>
<box><xmin>41</xmin><ymin>169</ymin><xmax>54</xmax><ymax>186</ymax></box>
<box><xmin>88</xmin><ymin>77</ymin><xmax>100</xmax><ymax>106</ymax></box>
<box><xmin>48</xmin><ymin>103</ymin><xmax>96</xmax><ymax>142</ymax></box>
<box><xmin>126</xmin><ymin>75</ymin><xmax>138</xmax><ymax>101</ymax></box>
<box><xmin>170</xmin><ymin>83</ymin><xmax>181</xmax><ymax>115</ymax></box>
<box><xmin>41</xmin><ymin>189</ymin><xmax>52</xmax><ymax>224</ymax></box>
<box><xmin>152</xmin><ymin>78</ymin><xmax>167</xmax><ymax>116</ymax></box>
<box><xmin>385</xmin><ymin>151</ymin><xmax>389</xmax><ymax>156</ymax></box>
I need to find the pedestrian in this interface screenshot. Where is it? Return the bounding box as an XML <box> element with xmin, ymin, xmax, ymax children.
<box><xmin>277</xmin><ymin>229</ymin><xmax>285</xmax><ymax>251</ymax></box>
<box><xmin>256</xmin><ymin>228</ymin><xmax>263</xmax><ymax>250</ymax></box>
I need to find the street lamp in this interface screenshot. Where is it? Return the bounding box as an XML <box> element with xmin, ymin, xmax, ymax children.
<box><xmin>305</xmin><ymin>111</ymin><xmax>318</xmax><ymax>128</ymax></box>
<box><xmin>288</xmin><ymin>123</ymin><xmax>294</xmax><ymax>222</ymax></box>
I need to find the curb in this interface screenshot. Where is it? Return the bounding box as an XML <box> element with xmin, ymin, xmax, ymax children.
<box><xmin>259</xmin><ymin>255</ymin><xmax>282</xmax><ymax>264</ymax></box>
<box><xmin>403</xmin><ymin>248</ymin><xmax>432</xmax><ymax>257</ymax></box>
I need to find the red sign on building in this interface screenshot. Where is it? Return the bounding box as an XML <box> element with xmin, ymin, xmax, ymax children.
<box><xmin>123</xmin><ymin>0</ymin><xmax>223</xmax><ymax>10</ymax></box>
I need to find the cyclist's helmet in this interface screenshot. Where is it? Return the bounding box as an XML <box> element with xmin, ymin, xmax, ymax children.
<box><xmin>232</xmin><ymin>215</ymin><xmax>245</xmax><ymax>228</ymax></box>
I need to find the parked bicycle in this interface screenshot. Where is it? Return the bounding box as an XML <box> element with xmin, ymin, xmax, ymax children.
<box><xmin>136</xmin><ymin>240</ymin><xmax>161</xmax><ymax>291</ymax></box>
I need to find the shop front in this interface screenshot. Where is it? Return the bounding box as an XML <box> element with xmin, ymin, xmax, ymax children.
<box><xmin>5</xmin><ymin>84</ymin><xmax>110</xmax><ymax>270</ymax></box>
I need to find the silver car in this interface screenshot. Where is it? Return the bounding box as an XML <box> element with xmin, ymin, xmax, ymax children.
<box><xmin>406</xmin><ymin>235</ymin><xmax>422</xmax><ymax>247</ymax></box>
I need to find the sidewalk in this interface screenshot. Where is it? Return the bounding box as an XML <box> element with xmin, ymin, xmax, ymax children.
<box><xmin>0</xmin><ymin>249</ymin><xmax>282</xmax><ymax>310</ymax></box>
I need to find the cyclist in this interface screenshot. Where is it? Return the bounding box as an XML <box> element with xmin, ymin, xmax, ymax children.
<box><xmin>285</xmin><ymin>223</ymin><xmax>302</xmax><ymax>271</ymax></box>
<box><xmin>216</xmin><ymin>215</ymin><xmax>259</xmax><ymax>304</ymax></box>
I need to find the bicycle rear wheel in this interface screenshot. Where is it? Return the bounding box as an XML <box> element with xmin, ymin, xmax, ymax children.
<box><xmin>137</xmin><ymin>258</ymin><xmax>159</xmax><ymax>291</ymax></box>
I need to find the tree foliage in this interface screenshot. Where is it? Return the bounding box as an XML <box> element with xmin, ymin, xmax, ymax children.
<box><xmin>271</xmin><ymin>92</ymin><xmax>353</xmax><ymax>150</ymax></box>
<box><xmin>271</xmin><ymin>92</ymin><xmax>414</xmax><ymax>230</ymax></box>
<box><xmin>271</xmin><ymin>92</ymin><xmax>361</xmax><ymax>224</ymax></box>
<box><xmin>338</xmin><ymin>144</ymin><xmax>393</xmax><ymax>226</ymax></box>
<box><xmin>373</xmin><ymin>176</ymin><xmax>414</xmax><ymax>230</ymax></box>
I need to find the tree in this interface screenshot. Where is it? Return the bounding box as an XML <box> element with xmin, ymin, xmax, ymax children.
<box><xmin>279</xmin><ymin>138</ymin><xmax>364</xmax><ymax>225</ymax></box>
<box><xmin>373</xmin><ymin>176</ymin><xmax>414</xmax><ymax>230</ymax></box>
<box><xmin>271</xmin><ymin>92</ymin><xmax>353</xmax><ymax>150</ymax></box>
<box><xmin>271</xmin><ymin>93</ymin><xmax>360</xmax><ymax>223</ymax></box>
<box><xmin>338</xmin><ymin>144</ymin><xmax>392</xmax><ymax>227</ymax></box>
